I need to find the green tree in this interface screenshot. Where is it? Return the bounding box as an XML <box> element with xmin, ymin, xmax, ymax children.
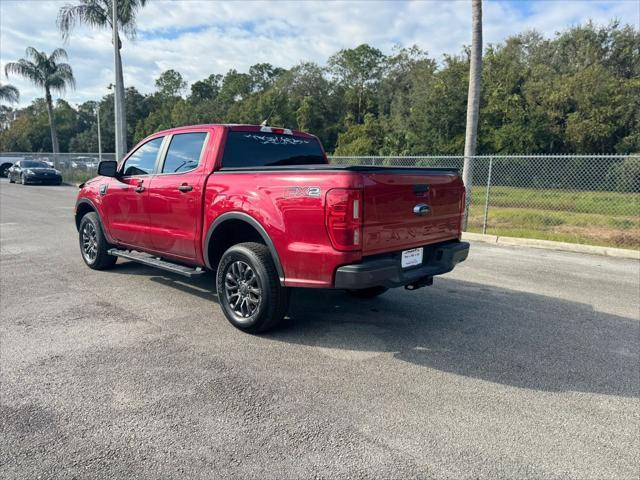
<box><xmin>155</xmin><ymin>69</ymin><xmax>187</xmax><ymax>98</ymax></box>
<box><xmin>4</xmin><ymin>47</ymin><xmax>75</xmax><ymax>153</ymax></box>
<box><xmin>328</xmin><ymin>44</ymin><xmax>385</xmax><ymax>123</ymax></box>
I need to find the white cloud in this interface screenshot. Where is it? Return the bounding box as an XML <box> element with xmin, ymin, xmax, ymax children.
<box><xmin>0</xmin><ymin>0</ymin><xmax>637</xmax><ymax>108</ymax></box>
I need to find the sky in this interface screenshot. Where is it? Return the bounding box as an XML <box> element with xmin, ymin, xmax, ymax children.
<box><xmin>0</xmin><ymin>0</ymin><xmax>638</xmax><ymax>107</ymax></box>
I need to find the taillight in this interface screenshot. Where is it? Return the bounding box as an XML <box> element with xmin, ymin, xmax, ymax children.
<box><xmin>325</xmin><ymin>188</ymin><xmax>362</xmax><ymax>251</ymax></box>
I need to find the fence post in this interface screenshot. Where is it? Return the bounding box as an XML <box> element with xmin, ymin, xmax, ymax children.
<box><xmin>482</xmin><ymin>156</ymin><xmax>493</xmax><ymax>234</ymax></box>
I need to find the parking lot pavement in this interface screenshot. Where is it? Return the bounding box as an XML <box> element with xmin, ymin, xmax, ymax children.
<box><xmin>0</xmin><ymin>179</ymin><xmax>638</xmax><ymax>479</ymax></box>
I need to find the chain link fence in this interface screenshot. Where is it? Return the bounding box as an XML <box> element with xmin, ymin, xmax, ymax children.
<box><xmin>1</xmin><ymin>152</ymin><xmax>638</xmax><ymax>249</ymax></box>
<box><xmin>332</xmin><ymin>155</ymin><xmax>640</xmax><ymax>250</ymax></box>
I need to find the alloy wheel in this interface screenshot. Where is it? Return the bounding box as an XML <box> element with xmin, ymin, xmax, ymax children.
<box><xmin>224</xmin><ymin>260</ymin><xmax>262</xmax><ymax>319</ymax></box>
<box><xmin>81</xmin><ymin>222</ymin><xmax>98</xmax><ymax>263</ymax></box>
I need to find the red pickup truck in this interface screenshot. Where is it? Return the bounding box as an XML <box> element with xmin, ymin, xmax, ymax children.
<box><xmin>75</xmin><ymin>124</ymin><xmax>469</xmax><ymax>332</ymax></box>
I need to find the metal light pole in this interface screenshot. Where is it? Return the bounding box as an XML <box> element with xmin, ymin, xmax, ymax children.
<box><xmin>96</xmin><ymin>104</ymin><xmax>102</xmax><ymax>162</ymax></box>
<box><xmin>112</xmin><ymin>0</ymin><xmax>126</xmax><ymax>161</ymax></box>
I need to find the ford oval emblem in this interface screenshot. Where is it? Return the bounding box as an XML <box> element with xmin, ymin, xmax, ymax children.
<box><xmin>413</xmin><ymin>204</ymin><xmax>430</xmax><ymax>216</ymax></box>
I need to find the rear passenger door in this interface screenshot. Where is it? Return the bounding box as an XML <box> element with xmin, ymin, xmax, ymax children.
<box><xmin>145</xmin><ymin>131</ymin><xmax>209</xmax><ymax>260</ymax></box>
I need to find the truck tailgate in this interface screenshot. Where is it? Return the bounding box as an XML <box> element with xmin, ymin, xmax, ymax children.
<box><xmin>361</xmin><ymin>170</ymin><xmax>464</xmax><ymax>255</ymax></box>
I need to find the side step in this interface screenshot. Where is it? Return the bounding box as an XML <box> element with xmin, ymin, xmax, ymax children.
<box><xmin>108</xmin><ymin>249</ymin><xmax>206</xmax><ymax>278</ymax></box>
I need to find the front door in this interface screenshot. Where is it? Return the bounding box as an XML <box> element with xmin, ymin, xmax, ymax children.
<box><xmin>145</xmin><ymin>132</ymin><xmax>209</xmax><ymax>260</ymax></box>
<box><xmin>101</xmin><ymin>136</ymin><xmax>164</xmax><ymax>249</ymax></box>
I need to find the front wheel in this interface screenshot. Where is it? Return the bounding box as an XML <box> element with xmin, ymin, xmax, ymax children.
<box><xmin>216</xmin><ymin>242</ymin><xmax>290</xmax><ymax>333</ymax></box>
<box><xmin>78</xmin><ymin>212</ymin><xmax>117</xmax><ymax>270</ymax></box>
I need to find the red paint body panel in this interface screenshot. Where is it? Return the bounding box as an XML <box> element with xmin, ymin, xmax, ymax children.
<box><xmin>361</xmin><ymin>172</ymin><xmax>464</xmax><ymax>255</ymax></box>
<box><xmin>76</xmin><ymin>124</ymin><xmax>465</xmax><ymax>288</ymax></box>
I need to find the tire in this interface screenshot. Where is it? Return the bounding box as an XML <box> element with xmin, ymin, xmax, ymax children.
<box><xmin>8</xmin><ymin>175</ymin><xmax>14</xmax><ymax>184</ymax></box>
<box><xmin>347</xmin><ymin>286</ymin><xmax>389</xmax><ymax>299</ymax></box>
<box><xmin>20</xmin><ymin>174</ymin><xmax>27</xmax><ymax>185</ymax></box>
<box><xmin>216</xmin><ymin>242</ymin><xmax>290</xmax><ymax>333</ymax></box>
<box><xmin>78</xmin><ymin>212</ymin><xmax>117</xmax><ymax>270</ymax></box>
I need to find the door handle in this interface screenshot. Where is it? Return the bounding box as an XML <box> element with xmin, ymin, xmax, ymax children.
<box><xmin>177</xmin><ymin>184</ymin><xmax>193</xmax><ymax>192</ymax></box>
<box><xmin>135</xmin><ymin>186</ymin><xmax>145</xmax><ymax>193</ymax></box>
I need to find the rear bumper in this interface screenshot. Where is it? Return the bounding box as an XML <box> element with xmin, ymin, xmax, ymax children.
<box><xmin>334</xmin><ymin>240</ymin><xmax>470</xmax><ymax>289</ymax></box>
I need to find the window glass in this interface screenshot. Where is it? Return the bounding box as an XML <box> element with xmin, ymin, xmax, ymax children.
<box><xmin>162</xmin><ymin>133</ymin><xmax>207</xmax><ymax>173</ymax></box>
<box><xmin>221</xmin><ymin>131</ymin><xmax>325</xmax><ymax>168</ymax></box>
<box><xmin>22</xmin><ymin>160</ymin><xmax>49</xmax><ymax>168</ymax></box>
<box><xmin>122</xmin><ymin>137</ymin><xmax>163</xmax><ymax>176</ymax></box>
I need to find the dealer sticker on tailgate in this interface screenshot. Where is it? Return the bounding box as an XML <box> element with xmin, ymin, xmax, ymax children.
<box><xmin>401</xmin><ymin>248</ymin><xmax>423</xmax><ymax>268</ymax></box>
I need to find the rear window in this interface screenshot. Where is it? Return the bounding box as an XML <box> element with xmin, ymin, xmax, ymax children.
<box><xmin>221</xmin><ymin>131</ymin><xmax>325</xmax><ymax>168</ymax></box>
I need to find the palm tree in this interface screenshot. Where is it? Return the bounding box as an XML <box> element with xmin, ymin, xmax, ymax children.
<box><xmin>57</xmin><ymin>0</ymin><xmax>148</xmax><ymax>156</ymax></box>
<box><xmin>5</xmin><ymin>47</ymin><xmax>75</xmax><ymax>153</ymax></box>
<box><xmin>462</xmin><ymin>0</ymin><xmax>483</xmax><ymax>229</ymax></box>
<box><xmin>0</xmin><ymin>83</ymin><xmax>20</xmax><ymax>104</ymax></box>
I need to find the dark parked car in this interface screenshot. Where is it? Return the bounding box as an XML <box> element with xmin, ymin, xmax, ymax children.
<box><xmin>7</xmin><ymin>160</ymin><xmax>62</xmax><ymax>185</ymax></box>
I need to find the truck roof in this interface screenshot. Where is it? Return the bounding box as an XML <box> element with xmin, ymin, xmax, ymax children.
<box><xmin>153</xmin><ymin>124</ymin><xmax>317</xmax><ymax>139</ymax></box>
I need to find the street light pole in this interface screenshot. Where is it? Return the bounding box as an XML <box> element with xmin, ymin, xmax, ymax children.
<box><xmin>112</xmin><ymin>0</ymin><xmax>126</xmax><ymax>161</ymax></box>
<box><xmin>96</xmin><ymin>104</ymin><xmax>102</xmax><ymax>162</ymax></box>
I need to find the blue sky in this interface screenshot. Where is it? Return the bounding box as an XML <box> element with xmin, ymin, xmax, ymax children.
<box><xmin>1</xmin><ymin>0</ymin><xmax>638</xmax><ymax>107</ymax></box>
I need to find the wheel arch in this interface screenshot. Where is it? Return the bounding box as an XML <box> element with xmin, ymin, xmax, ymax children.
<box><xmin>204</xmin><ymin>212</ymin><xmax>285</xmax><ymax>284</ymax></box>
<box><xmin>0</xmin><ymin>162</ymin><xmax>13</xmax><ymax>177</ymax></box>
<box><xmin>75</xmin><ymin>198</ymin><xmax>98</xmax><ymax>231</ymax></box>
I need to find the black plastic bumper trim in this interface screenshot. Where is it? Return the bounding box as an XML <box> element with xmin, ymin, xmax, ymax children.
<box><xmin>334</xmin><ymin>241</ymin><xmax>470</xmax><ymax>289</ymax></box>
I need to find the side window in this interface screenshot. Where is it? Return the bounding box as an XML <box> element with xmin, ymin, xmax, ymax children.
<box><xmin>161</xmin><ymin>132</ymin><xmax>207</xmax><ymax>174</ymax></box>
<box><xmin>122</xmin><ymin>137</ymin><xmax>163</xmax><ymax>176</ymax></box>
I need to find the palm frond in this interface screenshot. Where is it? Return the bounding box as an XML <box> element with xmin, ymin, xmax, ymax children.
<box><xmin>47</xmin><ymin>63</ymin><xmax>76</xmax><ymax>94</ymax></box>
<box><xmin>0</xmin><ymin>83</ymin><xmax>20</xmax><ymax>104</ymax></box>
<box><xmin>49</xmin><ymin>48</ymin><xmax>69</xmax><ymax>63</ymax></box>
<box><xmin>5</xmin><ymin>59</ymin><xmax>45</xmax><ymax>87</ymax></box>
<box><xmin>57</xmin><ymin>2</ymin><xmax>110</xmax><ymax>40</ymax></box>
<box><xmin>57</xmin><ymin>0</ymin><xmax>148</xmax><ymax>41</ymax></box>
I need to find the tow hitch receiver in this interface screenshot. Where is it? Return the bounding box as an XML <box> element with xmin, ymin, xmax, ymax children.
<box><xmin>405</xmin><ymin>276</ymin><xmax>433</xmax><ymax>291</ymax></box>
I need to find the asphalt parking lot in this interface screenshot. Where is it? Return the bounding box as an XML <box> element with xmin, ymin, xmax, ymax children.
<box><xmin>1</xmin><ymin>179</ymin><xmax>638</xmax><ymax>479</ymax></box>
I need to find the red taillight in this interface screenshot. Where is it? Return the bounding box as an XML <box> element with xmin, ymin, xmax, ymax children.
<box><xmin>325</xmin><ymin>188</ymin><xmax>362</xmax><ymax>251</ymax></box>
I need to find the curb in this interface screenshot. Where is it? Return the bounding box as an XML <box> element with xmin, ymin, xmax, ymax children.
<box><xmin>461</xmin><ymin>232</ymin><xmax>640</xmax><ymax>260</ymax></box>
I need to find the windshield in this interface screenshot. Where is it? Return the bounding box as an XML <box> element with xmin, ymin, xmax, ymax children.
<box><xmin>22</xmin><ymin>161</ymin><xmax>50</xmax><ymax>168</ymax></box>
<box><xmin>221</xmin><ymin>131</ymin><xmax>325</xmax><ymax>168</ymax></box>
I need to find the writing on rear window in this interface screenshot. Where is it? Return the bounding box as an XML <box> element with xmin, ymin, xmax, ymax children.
<box><xmin>243</xmin><ymin>134</ymin><xmax>310</xmax><ymax>146</ymax></box>
<box><xmin>222</xmin><ymin>131</ymin><xmax>324</xmax><ymax>168</ymax></box>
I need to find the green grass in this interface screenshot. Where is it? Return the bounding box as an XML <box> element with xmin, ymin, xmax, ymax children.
<box><xmin>470</xmin><ymin>186</ymin><xmax>638</xmax><ymax>216</ymax></box>
<box><xmin>467</xmin><ymin>186</ymin><xmax>640</xmax><ymax>249</ymax></box>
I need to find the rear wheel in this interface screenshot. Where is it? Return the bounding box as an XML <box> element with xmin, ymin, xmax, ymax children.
<box><xmin>216</xmin><ymin>242</ymin><xmax>289</xmax><ymax>333</ymax></box>
<box><xmin>78</xmin><ymin>212</ymin><xmax>117</xmax><ymax>270</ymax></box>
<box><xmin>347</xmin><ymin>286</ymin><xmax>389</xmax><ymax>299</ymax></box>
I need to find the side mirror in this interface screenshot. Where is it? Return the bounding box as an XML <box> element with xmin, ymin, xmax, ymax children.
<box><xmin>98</xmin><ymin>160</ymin><xmax>118</xmax><ymax>177</ymax></box>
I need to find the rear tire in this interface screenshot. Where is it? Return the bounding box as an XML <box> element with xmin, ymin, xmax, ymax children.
<box><xmin>8</xmin><ymin>176</ymin><xmax>14</xmax><ymax>184</ymax></box>
<box><xmin>347</xmin><ymin>286</ymin><xmax>389</xmax><ymax>298</ymax></box>
<box><xmin>78</xmin><ymin>212</ymin><xmax>117</xmax><ymax>270</ymax></box>
<box><xmin>216</xmin><ymin>242</ymin><xmax>289</xmax><ymax>333</ymax></box>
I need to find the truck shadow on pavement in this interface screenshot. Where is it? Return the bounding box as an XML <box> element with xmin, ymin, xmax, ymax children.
<box><xmin>109</xmin><ymin>261</ymin><xmax>638</xmax><ymax>398</ymax></box>
<box><xmin>279</xmin><ymin>278</ymin><xmax>639</xmax><ymax>399</ymax></box>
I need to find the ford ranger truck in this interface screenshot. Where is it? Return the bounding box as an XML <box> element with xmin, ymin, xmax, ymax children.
<box><xmin>75</xmin><ymin>124</ymin><xmax>469</xmax><ymax>333</ymax></box>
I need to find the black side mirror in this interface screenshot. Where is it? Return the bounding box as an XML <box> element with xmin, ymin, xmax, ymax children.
<box><xmin>98</xmin><ymin>160</ymin><xmax>118</xmax><ymax>177</ymax></box>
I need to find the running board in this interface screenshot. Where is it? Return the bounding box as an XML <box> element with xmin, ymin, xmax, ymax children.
<box><xmin>108</xmin><ymin>249</ymin><xmax>206</xmax><ymax>278</ymax></box>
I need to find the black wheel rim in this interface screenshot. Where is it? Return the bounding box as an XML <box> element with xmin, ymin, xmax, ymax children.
<box><xmin>81</xmin><ymin>222</ymin><xmax>98</xmax><ymax>263</ymax></box>
<box><xmin>224</xmin><ymin>260</ymin><xmax>262</xmax><ymax>320</ymax></box>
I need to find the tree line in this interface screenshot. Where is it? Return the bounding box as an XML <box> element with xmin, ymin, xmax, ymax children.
<box><xmin>1</xmin><ymin>22</ymin><xmax>638</xmax><ymax>156</ymax></box>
